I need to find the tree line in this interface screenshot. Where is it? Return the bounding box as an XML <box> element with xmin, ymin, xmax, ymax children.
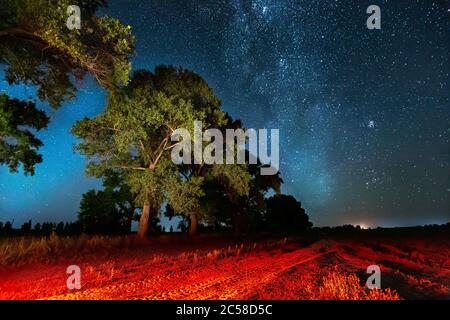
<box><xmin>0</xmin><ymin>220</ymin><xmax>82</xmax><ymax>237</ymax></box>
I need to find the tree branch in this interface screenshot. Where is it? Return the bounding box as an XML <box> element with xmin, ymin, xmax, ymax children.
<box><xmin>113</xmin><ymin>165</ymin><xmax>147</xmax><ymax>171</ymax></box>
<box><xmin>151</xmin><ymin>137</ymin><xmax>169</xmax><ymax>170</ymax></box>
<box><xmin>0</xmin><ymin>28</ymin><xmax>40</xmax><ymax>40</ymax></box>
<box><xmin>164</xmin><ymin>141</ymin><xmax>183</xmax><ymax>151</ymax></box>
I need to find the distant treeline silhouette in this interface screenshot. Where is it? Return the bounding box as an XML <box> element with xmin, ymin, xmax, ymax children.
<box><xmin>0</xmin><ymin>219</ymin><xmax>448</xmax><ymax>238</ymax></box>
<box><xmin>315</xmin><ymin>222</ymin><xmax>450</xmax><ymax>238</ymax></box>
<box><xmin>0</xmin><ymin>220</ymin><xmax>82</xmax><ymax>237</ymax></box>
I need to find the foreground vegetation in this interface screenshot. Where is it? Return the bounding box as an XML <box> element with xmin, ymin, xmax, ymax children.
<box><xmin>0</xmin><ymin>226</ymin><xmax>448</xmax><ymax>300</ymax></box>
<box><xmin>0</xmin><ymin>234</ymin><xmax>136</xmax><ymax>266</ymax></box>
<box><xmin>1</xmin><ymin>224</ymin><xmax>448</xmax><ymax>268</ymax></box>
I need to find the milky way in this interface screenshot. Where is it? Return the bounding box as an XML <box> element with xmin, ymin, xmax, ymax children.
<box><xmin>1</xmin><ymin>0</ymin><xmax>449</xmax><ymax>227</ymax></box>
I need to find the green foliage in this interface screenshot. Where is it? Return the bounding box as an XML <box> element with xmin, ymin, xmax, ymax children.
<box><xmin>0</xmin><ymin>0</ymin><xmax>135</xmax><ymax>174</ymax></box>
<box><xmin>0</xmin><ymin>93</ymin><xmax>49</xmax><ymax>175</ymax></box>
<box><xmin>0</xmin><ymin>0</ymin><xmax>135</xmax><ymax>108</ymax></box>
<box><xmin>166</xmin><ymin>174</ymin><xmax>205</xmax><ymax>214</ymax></box>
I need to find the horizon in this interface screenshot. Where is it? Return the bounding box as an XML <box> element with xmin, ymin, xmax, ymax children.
<box><xmin>1</xmin><ymin>216</ymin><xmax>448</xmax><ymax>231</ymax></box>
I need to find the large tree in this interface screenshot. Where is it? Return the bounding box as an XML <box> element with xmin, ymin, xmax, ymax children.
<box><xmin>0</xmin><ymin>0</ymin><xmax>135</xmax><ymax>173</ymax></box>
<box><xmin>73</xmin><ymin>66</ymin><xmax>250</xmax><ymax>237</ymax></box>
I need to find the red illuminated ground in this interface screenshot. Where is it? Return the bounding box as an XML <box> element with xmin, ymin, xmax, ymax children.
<box><xmin>0</xmin><ymin>233</ymin><xmax>449</xmax><ymax>300</ymax></box>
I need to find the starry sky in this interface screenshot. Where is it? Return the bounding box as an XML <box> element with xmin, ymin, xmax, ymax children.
<box><xmin>1</xmin><ymin>0</ymin><xmax>449</xmax><ymax>228</ymax></box>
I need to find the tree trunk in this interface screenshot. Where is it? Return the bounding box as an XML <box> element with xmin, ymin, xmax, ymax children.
<box><xmin>138</xmin><ymin>202</ymin><xmax>150</xmax><ymax>238</ymax></box>
<box><xmin>188</xmin><ymin>212</ymin><xmax>198</xmax><ymax>236</ymax></box>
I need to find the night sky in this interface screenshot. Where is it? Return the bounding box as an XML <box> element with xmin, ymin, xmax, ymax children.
<box><xmin>1</xmin><ymin>0</ymin><xmax>449</xmax><ymax>228</ymax></box>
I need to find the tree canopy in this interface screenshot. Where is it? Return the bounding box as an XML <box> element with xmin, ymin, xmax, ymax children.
<box><xmin>0</xmin><ymin>93</ymin><xmax>49</xmax><ymax>175</ymax></box>
<box><xmin>0</xmin><ymin>0</ymin><xmax>135</xmax><ymax>174</ymax></box>
<box><xmin>265</xmin><ymin>194</ymin><xmax>312</xmax><ymax>232</ymax></box>
<box><xmin>0</xmin><ymin>0</ymin><xmax>135</xmax><ymax>107</ymax></box>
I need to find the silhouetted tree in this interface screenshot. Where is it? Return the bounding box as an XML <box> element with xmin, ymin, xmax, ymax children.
<box><xmin>62</xmin><ymin>222</ymin><xmax>82</xmax><ymax>236</ymax></box>
<box><xmin>78</xmin><ymin>189</ymin><xmax>127</xmax><ymax>234</ymax></box>
<box><xmin>200</xmin><ymin>147</ymin><xmax>283</xmax><ymax>233</ymax></box>
<box><xmin>41</xmin><ymin>222</ymin><xmax>53</xmax><ymax>235</ymax></box>
<box><xmin>264</xmin><ymin>194</ymin><xmax>312</xmax><ymax>233</ymax></box>
<box><xmin>55</xmin><ymin>222</ymin><xmax>65</xmax><ymax>235</ymax></box>
<box><xmin>77</xmin><ymin>171</ymin><xmax>137</xmax><ymax>234</ymax></box>
<box><xmin>102</xmin><ymin>171</ymin><xmax>136</xmax><ymax>232</ymax></box>
<box><xmin>20</xmin><ymin>220</ymin><xmax>32</xmax><ymax>233</ymax></box>
<box><xmin>4</xmin><ymin>221</ymin><xmax>12</xmax><ymax>234</ymax></box>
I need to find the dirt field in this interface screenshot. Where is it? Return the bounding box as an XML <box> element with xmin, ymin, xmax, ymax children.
<box><xmin>0</xmin><ymin>233</ymin><xmax>449</xmax><ymax>300</ymax></box>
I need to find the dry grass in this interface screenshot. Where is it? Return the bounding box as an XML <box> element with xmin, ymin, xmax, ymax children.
<box><xmin>307</xmin><ymin>270</ymin><xmax>401</xmax><ymax>300</ymax></box>
<box><xmin>0</xmin><ymin>234</ymin><xmax>446</xmax><ymax>300</ymax></box>
<box><xmin>0</xmin><ymin>233</ymin><xmax>135</xmax><ymax>266</ymax></box>
<box><xmin>0</xmin><ymin>234</ymin><xmax>289</xmax><ymax>267</ymax></box>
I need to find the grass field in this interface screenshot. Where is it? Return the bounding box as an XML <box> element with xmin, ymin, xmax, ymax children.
<box><xmin>0</xmin><ymin>230</ymin><xmax>448</xmax><ymax>300</ymax></box>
